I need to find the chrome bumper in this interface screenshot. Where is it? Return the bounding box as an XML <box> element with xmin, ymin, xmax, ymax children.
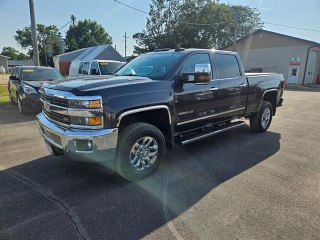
<box><xmin>37</xmin><ymin>112</ymin><xmax>118</xmax><ymax>169</ymax></box>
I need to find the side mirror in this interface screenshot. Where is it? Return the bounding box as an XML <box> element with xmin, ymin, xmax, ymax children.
<box><xmin>9</xmin><ymin>76</ymin><xmax>18</xmax><ymax>80</ymax></box>
<box><xmin>177</xmin><ymin>63</ymin><xmax>211</xmax><ymax>84</ymax></box>
<box><xmin>178</xmin><ymin>72</ymin><xmax>211</xmax><ymax>84</ymax></box>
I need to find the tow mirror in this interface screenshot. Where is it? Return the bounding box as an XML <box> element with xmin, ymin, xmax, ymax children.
<box><xmin>177</xmin><ymin>63</ymin><xmax>211</xmax><ymax>84</ymax></box>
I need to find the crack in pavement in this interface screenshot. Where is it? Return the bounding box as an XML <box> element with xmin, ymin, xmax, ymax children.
<box><xmin>1</xmin><ymin>168</ymin><xmax>91</xmax><ymax>240</ymax></box>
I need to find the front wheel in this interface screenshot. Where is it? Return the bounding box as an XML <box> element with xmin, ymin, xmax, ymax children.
<box><xmin>115</xmin><ymin>122</ymin><xmax>166</xmax><ymax>181</ymax></box>
<box><xmin>250</xmin><ymin>101</ymin><xmax>273</xmax><ymax>133</ymax></box>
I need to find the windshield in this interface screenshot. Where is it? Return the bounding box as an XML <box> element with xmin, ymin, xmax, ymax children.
<box><xmin>99</xmin><ymin>62</ymin><xmax>125</xmax><ymax>75</ymax></box>
<box><xmin>116</xmin><ymin>52</ymin><xmax>183</xmax><ymax>79</ymax></box>
<box><xmin>22</xmin><ymin>68</ymin><xmax>63</xmax><ymax>81</ymax></box>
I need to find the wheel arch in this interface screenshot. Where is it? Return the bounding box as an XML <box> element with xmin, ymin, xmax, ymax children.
<box><xmin>262</xmin><ymin>90</ymin><xmax>278</xmax><ymax>115</ymax></box>
<box><xmin>117</xmin><ymin>106</ymin><xmax>174</xmax><ymax>149</ymax></box>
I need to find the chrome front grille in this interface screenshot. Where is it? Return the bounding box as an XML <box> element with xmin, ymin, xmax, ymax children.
<box><xmin>44</xmin><ymin>110</ymin><xmax>70</xmax><ymax>125</ymax></box>
<box><xmin>39</xmin><ymin>87</ymin><xmax>104</xmax><ymax>129</ymax></box>
<box><xmin>40</xmin><ymin>92</ymin><xmax>68</xmax><ymax>107</ymax></box>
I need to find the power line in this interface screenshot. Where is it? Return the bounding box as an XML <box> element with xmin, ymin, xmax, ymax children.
<box><xmin>114</xmin><ymin>0</ymin><xmax>148</xmax><ymax>14</ymax></box>
<box><xmin>113</xmin><ymin>0</ymin><xmax>320</xmax><ymax>33</ymax></box>
<box><xmin>58</xmin><ymin>20</ymin><xmax>72</xmax><ymax>31</ymax></box>
<box><xmin>264</xmin><ymin>22</ymin><xmax>320</xmax><ymax>33</ymax></box>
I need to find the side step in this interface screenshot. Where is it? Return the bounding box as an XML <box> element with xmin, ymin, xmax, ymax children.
<box><xmin>180</xmin><ymin>121</ymin><xmax>246</xmax><ymax>145</ymax></box>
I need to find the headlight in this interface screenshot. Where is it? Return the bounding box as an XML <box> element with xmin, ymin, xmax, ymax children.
<box><xmin>21</xmin><ymin>82</ymin><xmax>37</xmax><ymax>94</ymax></box>
<box><xmin>70</xmin><ymin>116</ymin><xmax>102</xmax><ymax>126</ymax></box>
<box><xmin>68</xmin><ymin>99</ymin><xmax>101</xmax><ymax>109</ymax></box>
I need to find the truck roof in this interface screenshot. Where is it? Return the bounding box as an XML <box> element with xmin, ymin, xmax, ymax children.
<box><xmin>149</xmin><ymin>48</ymin><xmax>237</xmax><ymax>55</ymax></box>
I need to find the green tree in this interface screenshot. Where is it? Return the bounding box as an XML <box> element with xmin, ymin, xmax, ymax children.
<box><xmin>1</xmin><ymin>46</ymin><xmax>29</xmax><ymax>60</ymax></box>
<box><xmin>133</xmin><ymin>0</ymin><xmax>263</xmax><ymax>54</ymax></box>
<box><xmin>14</xmin><ymin>24</ymin><xmax>61</xmax><ymax>66</ymax></box>
<box><xmin>65</xmin><ymin>19</ymin><xmax>112</xmax><ymax>52</ymax></box>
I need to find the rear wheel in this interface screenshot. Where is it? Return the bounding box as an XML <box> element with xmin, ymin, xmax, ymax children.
<box><xmin>115</xmin><ymin>122</ymin><xmax>166</xmax><ymax>181</ymax></box>
<box><xmin>250</xmin><ymin>101</ymin><xmax>273</xmax><ymax>133</ymax></box>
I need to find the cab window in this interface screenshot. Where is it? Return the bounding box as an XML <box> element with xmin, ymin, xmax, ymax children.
<box><xmin>78</xmin><ymin>63</ymin><xmax>84</xmax><ymax>74</ymax></box>
<box><xmin>82</xmin><ymin>62</ymin><xmax>90</xmax><ymax>75</ymax></box>
<box><xmin>214</xmin><ymin>54</ymin><xmax>241</xmax><ymax>79</ymax></box>
<box><xmin>90</xmin><ymin>62</ymin><xmax>100</xmax><ymax>75</ymax></box>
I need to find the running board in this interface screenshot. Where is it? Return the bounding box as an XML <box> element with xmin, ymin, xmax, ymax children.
<box><xmin>180</xmin><ymin>121</ymin><xmax>246</xmax><ymax>145</ymax></box>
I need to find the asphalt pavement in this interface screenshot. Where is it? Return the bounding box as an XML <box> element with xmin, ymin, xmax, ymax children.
<box><xmin>0</xmin><ymin>89</ymin><xmax>319</xmax><ymax>240</ymax></box>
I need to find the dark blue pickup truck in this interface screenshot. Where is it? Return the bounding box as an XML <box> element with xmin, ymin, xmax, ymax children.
<box><xmin>37</xmin><ymin>48</ymin><xmax>284</xmax><ymax>181</ymax></box>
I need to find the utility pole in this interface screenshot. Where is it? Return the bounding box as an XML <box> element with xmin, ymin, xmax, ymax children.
<box><xmin>123</xmin><ymin>32</ymin><xmax>129</xmax><ymax>57</ymax></box>
<box><xmin>71</xmin><ymin>15</ymin><xmax>76</xmax><ymax>26</ymax></box>
<box><xmin>29</xmin><ymin>0</ymin><xmax>40</xmax><ymax>66</ymax></box>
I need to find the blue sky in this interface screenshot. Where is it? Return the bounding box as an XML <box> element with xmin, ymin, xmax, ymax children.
<box><xmin>0</xmin><ymin>0</ymin><xmax>319</xmax><ymax>56</ymax></box>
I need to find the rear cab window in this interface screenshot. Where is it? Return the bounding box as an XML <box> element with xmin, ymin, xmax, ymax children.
<box><xmin>214</xmin><ymin>54</ymin><xmax>241</xmax><ymax>79</ymax></box>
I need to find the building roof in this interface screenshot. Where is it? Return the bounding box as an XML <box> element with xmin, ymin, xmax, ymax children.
<box><xmin>54</xmin><ymin>44</ymin><xmax>126</xmax><ymax>62</ymax></box>
<box><xmin>0</xmin><ymin>55</ymin><xmax>11</xmax><ymax>59</ymax></box>
<box><xmin>221</xmin><ymin>29</ymin><xmax>320</xmax><ymax>49</ymax></box>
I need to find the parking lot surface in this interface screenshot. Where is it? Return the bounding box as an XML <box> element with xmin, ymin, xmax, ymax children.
<box><xmin>0</xmin><ymin>89</ymin><xmax>319</xmax><ymax>240</ymax></box>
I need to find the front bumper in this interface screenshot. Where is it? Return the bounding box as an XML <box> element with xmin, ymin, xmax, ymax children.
<box><xmin>37</xmin><ymin>112</ymin><xmax>118</xmax><ymax>170</ymax></box>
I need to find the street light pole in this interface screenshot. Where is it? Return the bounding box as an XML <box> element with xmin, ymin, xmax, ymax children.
<box><xmin>29</xmin><ymin>0</ymin><xmax>40</xmax><ymax>66</ymax></box>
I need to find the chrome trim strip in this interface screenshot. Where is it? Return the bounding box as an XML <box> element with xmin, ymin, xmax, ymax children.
<box><xmin>177</xmin><ymin>107</ymin><xmax>245</xmax><ymax>126</ymax></box>
<box><xmin>117</xmin><ymin>105</ymin><xmax>172</xmax><ymax>127</ymax></box>
<box><xmin>181</xmin><ymin>122</ymin><xmax>246</xmax><ymax>145</ymax></box>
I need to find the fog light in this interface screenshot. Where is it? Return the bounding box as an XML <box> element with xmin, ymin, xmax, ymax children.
<box><xmin>88</xmin><ymin>116</ymin><xmax>102</xmax><ymax>126</ymax></box>
<box><xmin>74</xmin><ymin>140</ymin><xmax>93</xmax><ymax>151</ymax></box>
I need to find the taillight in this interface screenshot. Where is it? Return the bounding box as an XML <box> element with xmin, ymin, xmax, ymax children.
<box><xmin>280</xmin><ymin>80</ymin><xmax>285</xmax><ymax>89</ymax></box>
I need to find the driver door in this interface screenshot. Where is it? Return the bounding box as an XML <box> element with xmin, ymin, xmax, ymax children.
<box><xmin>174</xmin><ymin>53</ymin><xmax>220</xmax><ymax>132</ymax></box>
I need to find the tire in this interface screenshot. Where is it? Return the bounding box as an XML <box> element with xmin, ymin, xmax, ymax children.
<box><xmin>115</xmin><ymin>122</ymin><xmax>166</xmax><ymax>181</ymax></box>
<box><xmin>250</xmin><ymin>101</ymin><xmax>273</xmax><ymax>133</ymax></box>
<box><xmin>17</xmin><ymin>96</ymin><xmax>26</xmax><ymax>114</ymax></box>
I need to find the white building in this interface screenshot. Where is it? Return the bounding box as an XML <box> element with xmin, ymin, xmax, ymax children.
<box><xmin>222</xmin><ymin>30</ymin><xmax>320</xmax><ymax>85</ymax></box>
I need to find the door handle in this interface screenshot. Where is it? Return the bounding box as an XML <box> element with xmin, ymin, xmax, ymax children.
<box><xmin>239</xmin><ymin>83</ymin><xmax>247</xmax><ymax>87</ymax></box>
<box><xmin>209</xmin><ymin>87</ymin><xmax>219</xmax><ymax>91</ymax></box>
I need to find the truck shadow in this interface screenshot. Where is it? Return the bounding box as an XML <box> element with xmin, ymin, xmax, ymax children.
<box><xmin>0</xmin><ymin>126</ymin><xmax>280</xmax><ymax>239</ymax></box>
<box><xmin>0</xmin><ymin>104</ymin><xmax>38</xmax><ymax>124</ymax></box>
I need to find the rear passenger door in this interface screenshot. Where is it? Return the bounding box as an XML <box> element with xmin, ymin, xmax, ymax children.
<box><xmin>213</xmin><ymin>54</ymin><xmax>248</xmax><ymax>118</ymax></box>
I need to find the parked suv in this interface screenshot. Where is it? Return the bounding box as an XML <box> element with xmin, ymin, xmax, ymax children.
<box><xmin>8</xmin><ymin>66</ymin><xmax>63</xmax><ymax>114</ymax></box>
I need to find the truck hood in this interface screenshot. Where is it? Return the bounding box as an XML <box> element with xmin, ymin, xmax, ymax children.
<box><xmin>43</xmin><ymin>76</ymin><xmax>158</xmax><ymax>95</ymax></box>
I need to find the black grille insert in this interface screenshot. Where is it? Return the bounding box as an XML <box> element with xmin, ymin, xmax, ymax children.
<box><xmin>44</xmin><ymin>110</ymin><xmax>70</xmax><ymax>125</ymax></box>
